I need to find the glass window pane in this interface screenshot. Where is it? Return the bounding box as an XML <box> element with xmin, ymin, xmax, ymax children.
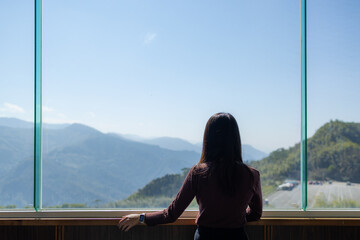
<box><xmin>43</xmin><ymin>0</ymin><xmax>300</xmax><ymax>209</ymax></box>
<box><xmin>244</xmin><ymin>1</ymin><xmax>300</xmax><ymax>209</ymax></box>
<box><xmin>0</xmin><ymin>0</ymin><xmax>34</xmax><ymax>209</ymax></box>
<box><xmin>308</xmin><ymin>0</ymin><xmax>360</xmax><ymax>208</ymax></box>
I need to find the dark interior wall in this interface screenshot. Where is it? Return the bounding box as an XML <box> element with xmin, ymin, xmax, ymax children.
<box><xmin>0</xmin><ymin>224</ymin><xmax>359</xmax><ymax>240</ymax></box>
<box><xmin>0</xmin><ymin>226</ymin><xmax>55</xmax><ymax>240</ymax></box>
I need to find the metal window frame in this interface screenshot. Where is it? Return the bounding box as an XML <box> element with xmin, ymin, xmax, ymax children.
<box><xmin>300</xmin><ymin>0</ymin><xmax>307</xmax><ymax>211</ymax></box>
<box><xmin>1</xmin><ymin>0</ymin><xmax>360</xmax><ymax>219</ymax></box>
<box><xmin>34</xmin><ymin>0</ymin><xmax>42</xmax><ymax>212</ymax></box>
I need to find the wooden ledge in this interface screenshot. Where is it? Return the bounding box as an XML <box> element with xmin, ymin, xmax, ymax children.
<box><xmin>1</xmin><ymin>218</ymin><xmax>360</xmax><ymax>226</ymax></box>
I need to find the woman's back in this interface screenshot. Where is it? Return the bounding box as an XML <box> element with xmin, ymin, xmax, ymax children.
<box><xmin>193</xmin><ymin>162</ymin><xmax>262</xmax><ymax>228</ymax></box>
<box><xmin>145</xmin><ymin>162</ymin><xmax>262</xmax><ymax>228</ymax></box>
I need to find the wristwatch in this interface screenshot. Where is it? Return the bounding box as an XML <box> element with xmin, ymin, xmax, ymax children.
<box><xmin>139</xmin><ymin>213</ymin><xmax>146</xmax><ymax>224</ymax></box>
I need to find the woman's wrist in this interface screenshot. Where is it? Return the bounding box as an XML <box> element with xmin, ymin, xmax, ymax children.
<box><xmin>139</xmin><ymin>213</ymin><xmax>146</xmax><ymax>224</ymax></box>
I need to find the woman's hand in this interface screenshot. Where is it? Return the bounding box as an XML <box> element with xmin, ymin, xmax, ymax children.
<box><xmin>118</xmin><ymin>214</ymin><xmax>141</xmax><ymax>232</ymax></box>
<box><xmin>246</xmin><ymin>206</ymin><xmax>251</xmax><ymax>214</ymax></box>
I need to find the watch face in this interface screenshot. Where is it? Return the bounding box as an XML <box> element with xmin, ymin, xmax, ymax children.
<box><xmin>139</xmin><ymin>214</ymin><xmax>145</xmax><ymax>222</ymax></box>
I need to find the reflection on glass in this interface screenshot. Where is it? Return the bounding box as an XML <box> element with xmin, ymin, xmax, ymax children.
<box><xmin>0</xmin><ymin>0</ymin><xmax>34</xmax><ymax>209</ymax></box>
<box><xmin>308</xmin><ymin>0</ymin><xmax>360</xmax><ymax>208</ymax></box>
<box><xmin>42</xmin><ymin>0</ymin><xmax>299</xmax><ymax>209</ymax></box>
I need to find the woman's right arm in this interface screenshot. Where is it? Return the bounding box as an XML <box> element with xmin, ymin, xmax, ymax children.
<box><xmin>246</xmin><ymin>170</ymin><xmax>263</xmax><ymax>222</ymax></box>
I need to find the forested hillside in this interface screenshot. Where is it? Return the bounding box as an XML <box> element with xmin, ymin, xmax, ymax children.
<box><xmin>250</xmin><ymin>120</ymin><xmax>360</xmax><ymax>195</ymax></box>
<box><xmin>106</xmin><ymin>168</ymin><xmax>191</xmax><ymax>208</ymax></box>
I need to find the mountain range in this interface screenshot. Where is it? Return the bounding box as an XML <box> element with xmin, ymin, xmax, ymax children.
<box><xmin>0</xmin><ymin>117</ymin><xmax>266</xmax><ymax>207</ymax></box>
<box><xmin>114</xmin><ymin>134</ymin><xmax>267</xmax><ymax>162</ymax></box>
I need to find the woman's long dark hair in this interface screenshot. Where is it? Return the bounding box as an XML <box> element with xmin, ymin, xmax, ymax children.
<box><xmin>199</xmin><ymin>112</ymin><xmax>243</xmax><ymax>196</ymax></box>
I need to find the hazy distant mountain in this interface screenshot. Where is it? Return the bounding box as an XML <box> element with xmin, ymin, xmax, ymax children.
<box><xmin>143</xmin><ymin>137</ymin><xmax>201</xmax><ymax>153</ymax></box>
<box><xmin>0</xmin><ymin>118</ymin><xmax>34</xmax><ymax>129</ymax></box>
<box><xmin>242</xmin><ymin>144</ymin><xmax>268</xmax><ymax>162</ymax></box>
<box><xmin>0</xmin><ymin>126</ymin><xmax>33</xmax><ymax>174</ymax></box>
<box><xmin>0</xmin><ymin>118</ymin><xmax>200</xmax><ymax>207</ymax></box>
<box><xmin>117</xmin><ymin>134</ymin><xmax>147</xmax><ymax>142</ymax></box>
<box><xmin>113</xmin><ymin>134</ymin><xmax>200</xmax><ymax>152</ymax></box>
<box><xmin>117</xmin><ymin>134</ymin><xmax>268</xmax><ymax>162</ymax></box>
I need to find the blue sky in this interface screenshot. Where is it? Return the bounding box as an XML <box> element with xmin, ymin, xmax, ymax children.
<box><xmin>0</xmin><ymin>0</ymin><xmax>359</xmax><ymax>153</ymax></box>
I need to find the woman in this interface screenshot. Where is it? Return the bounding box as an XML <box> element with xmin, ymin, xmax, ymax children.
<box><xmin>118</xmin><ymin>113</ymin><xmax>262</xmax><ymax>239</ymax></box>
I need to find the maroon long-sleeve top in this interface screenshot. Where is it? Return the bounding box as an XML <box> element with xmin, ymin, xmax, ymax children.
<box><xmin>145</xmin><ymin>162</ymin><xmax>262</xmax><ymax>228</ymax></box>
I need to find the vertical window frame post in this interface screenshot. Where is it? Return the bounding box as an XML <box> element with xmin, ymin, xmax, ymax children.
<box><xmin>301</xmin><ymin>0</ymin><xmax>308</xmax><ymax>211</ymax></box>
<box><xmin>34</xmin><ymin>0</ymin><xmax>42</xmax><ymax>211</ymax></box>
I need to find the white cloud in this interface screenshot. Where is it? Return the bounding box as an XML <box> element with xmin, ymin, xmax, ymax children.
<box><xmin>0</xmin><ymin>102</ymin><xmax>25</xmax><ymax>113</ymax></box>
<box><xmin>144</xmin><ymin>33</ymin><xmax>157</xmax><ymax>44</ymax></box>
<box><xmin>43</xmin><ymin>106</ymin><xmax>54</xmax><ymax>113</ymax></box>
